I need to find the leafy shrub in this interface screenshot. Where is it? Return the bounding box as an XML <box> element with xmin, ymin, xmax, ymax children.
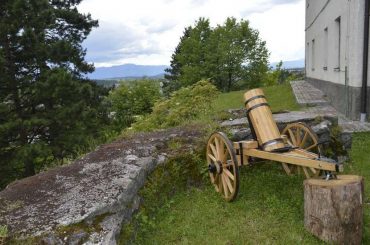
<box><xmin>107</xmin><ymin>79</ymin><xmax>162</xmax><ymax>132</ymax></box>
<box><xmin>263</xmin><ymin>61</ymin><xmax>298</xmax><ymax>86</ymax></box>
<box><xmin>131</xmin><ymin>80</ymin><xmax>219</xmax><ymax>131</ymax></box>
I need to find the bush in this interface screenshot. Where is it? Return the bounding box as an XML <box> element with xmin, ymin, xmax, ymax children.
<box><xmin>131</xmin><ymin>80</ymin><xmax>219</xmax><ymax>131</ymax></box>
<box><xmin>264</xmin><ymin>61</ymin><xmax>298</xmax><ymax>86</ymax></box>
<box><xmin>107</xmin><ymin>79</ymin><xmax>162</xmax><ymax>132</ymax></box>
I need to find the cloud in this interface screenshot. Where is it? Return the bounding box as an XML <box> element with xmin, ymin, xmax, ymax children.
<box><xmin>241</xmin><ymin>0</ymin><xmax>302</xmax><ymax>16</ymax></box>
<box><xmin>79</xmin><ymin>0</ymin><xmax>305</xmax><ymax>66</ymax></box>
<box><xmin>83</xmin><ymin>21</ymin><xmax>162</xmax><ymax>64</ymax></box>
<box><xmin>142</xmin><ymin>19</ymin><xmax>178</xmax><ymax>34</ymax></box>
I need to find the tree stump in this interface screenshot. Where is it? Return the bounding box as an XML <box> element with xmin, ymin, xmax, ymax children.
<box><xmin>304</xmin><ymin>175</ymin><xmax>364</xmax><ymax>244</ymax></box>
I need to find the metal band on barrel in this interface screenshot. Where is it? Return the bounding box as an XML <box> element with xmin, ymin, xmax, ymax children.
<box><xmin>244</xmin><ymin>95</ymin><xmax>266</xmax><ymax>106</ymax></box>
<box><xmin>246</xmin><ymin>102</ymin><xmax>269</xmax><ymax>114</ymax></box>
<box><xmin>261</xmin><ymin>138</ymin><xmax>284</xmax><ymax>150</ymax></box>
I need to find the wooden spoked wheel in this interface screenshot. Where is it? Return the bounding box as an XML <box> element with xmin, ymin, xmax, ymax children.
<box><xmin>206</xmin><ymin>132</ymin><xmax>239</xmax><ymax>202</ymax></box>
<box><xmin>281</xmin><ymin>122</ymin><xmax>322</xmax><ymax>178</ymax></box>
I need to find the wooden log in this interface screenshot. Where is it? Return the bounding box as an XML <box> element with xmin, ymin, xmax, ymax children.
<box><xmin>304</xmin><ymin>175</ymin><xmax>364</xmax><ymax>244</ymax></box>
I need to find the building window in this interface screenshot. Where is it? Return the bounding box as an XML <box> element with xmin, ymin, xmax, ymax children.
<box><xmin>311</xmin><ymin>39</ymin><xmax>315</xmax><ymax>71</ymax></box>
<box><xmin>323</xmin><ymin>27</ymin><xmax>328</xmax><ymax>70</ymax></box>
<box><xmin>334</xmin><ymin>17</ymin><xmax>341</xmax><ymax>71</ymax></box>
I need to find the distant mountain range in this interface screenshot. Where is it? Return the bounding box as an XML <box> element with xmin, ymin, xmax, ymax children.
<box><xmin>88</xmin><ymin>59</ymin><xmax>304</xmax><ymax>80</ymax></box>
<box><xmin>270</xmin><ymin>59</ymin><xmax>304</xmax><ymax>69</ymax></box>
<box><xmin>88</xmin><ymin>64</ymin><xmax>169</xmax><ymax>80</ymax></box>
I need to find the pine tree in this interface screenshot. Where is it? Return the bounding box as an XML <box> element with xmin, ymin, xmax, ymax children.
<box><xmin>0</xmin><ymin>0</ymin><xmax>107</xmax><ymax>185</ymax></box>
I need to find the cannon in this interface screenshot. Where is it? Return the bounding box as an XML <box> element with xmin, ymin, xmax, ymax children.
<box><xmin>206</xmin><ymin>88</ymin><xmax>343</xmax><ymax>201</ymax></box>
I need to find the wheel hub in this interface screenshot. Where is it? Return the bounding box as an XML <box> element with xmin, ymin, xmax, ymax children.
<box><xmin>208</xmin><ymin>161</ymin><xmax>223</xmax><ymax>174</ymax></box>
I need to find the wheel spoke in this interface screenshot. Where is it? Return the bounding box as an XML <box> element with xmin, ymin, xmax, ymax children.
<box><xmin>305</xmin><ymin>144</ymin><xmax>317</xmax><ymax>151</ymax></box>
<box><xmin>215</xmin><ymin>137</ymin><xmax>221</xmax><ymax>159</ymax></box>
<box><xmin>208</xmin><ymin>153</ymin><xmax>217</xmax><ymax>162</ymax></box>
<box><xmin>223</xmin><ymin>173</ymin><xmax>234</xmax><ymax>194</ymax></box>
<box><xmin>300</xmin><ymin>131</ymin><xmax>308</xmax><ymax>148</ymax></box>
<box><xmin>302</xmin><ymin>167</ymin><xmax>310</xmax><ymax>178</ymax></box>
<box><xmin>221</xmin><ymin>174</ymin><xmax>229</xmax><ymax>198</ymax></box>
<box><xmin>309</xmin><ymin>167</ymin><xmax>317</xmax><ymax>174</ymax></box>
<box><xmin>219</xmin><ymin>144</ymin><xmax>225</xmax><ymax>163</ymax></box>
<box><xmin>210</xmin><ymin>143</ymin><xmax>218</xmax><ymax>160</ymax></box>
<box><xmin>281</xmin><ymin>163</ymin><xmax>292</xmax><ymax>175</ymax></box>
<box><xmin>296</xmin><ymin>128</ymin><xmax>301</xmax><ymax>145</ymax></box>
<box><xmin>210</xmin><ymin>173</ymin><xmax>215</xmax><ymax>184</ymax></box>
<box><xmin>223</xmin><ymin>168</ymin><xmax>235</xmax><ymax>181</ymax></box>
<box><xmin>222</xmin><ymin>149</ymin><xmax>228</xmax><ymax>163</ymax></box>
<box><xmin>288</xmin><ymin>129</ymin><xmax>297</xmax><ymax>146</ymax></box>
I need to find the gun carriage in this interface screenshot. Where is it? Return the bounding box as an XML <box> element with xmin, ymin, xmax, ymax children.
<box><xmin>206</xmin><ymin>88</ymin><xmax>343</xmax><ymax>201</ymax></box>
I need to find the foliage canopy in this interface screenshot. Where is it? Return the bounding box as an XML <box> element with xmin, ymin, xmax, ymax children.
<box><xmin>132</xmin><ymin>80</ymin><xmax>219</xmax><ymax>131</ymax></box>
<box><xmin>164</xmin><ymin>17</ymin><xmax>269</xmax><ymax>93</ymax></box>
<box><xmin>107</xmin><ymin>79</ymin><xmax>161</xmax><ymax>132</ymax></box>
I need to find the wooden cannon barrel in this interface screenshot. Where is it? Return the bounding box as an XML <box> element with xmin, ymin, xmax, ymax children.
<box><xmin>244</xmin><ymin>88</ymin><xmax>285</xmax><ymax>151</ymax></box>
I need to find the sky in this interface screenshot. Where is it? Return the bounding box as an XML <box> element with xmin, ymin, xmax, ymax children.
<box><xmin>78</xmin><ymin>0</ymin><xmax>305</xmax><ymax>68</ymax></box>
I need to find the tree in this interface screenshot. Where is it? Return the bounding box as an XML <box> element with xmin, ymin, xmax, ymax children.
<box><xmin>163</xmin><ymin>18</ymin><xmax>212</xmax><ymax>94</ymax></box>
<box><xmin>0</xmin><ymin>0</ymin><xmax>106</xmax><ymax>186</ymax></box>
<box><xmin>108</xmin><ymin>80</ymin><xmax>161</xmax><ymax>132</ymax></box>
<box><xmin>165</xmin><ymin>17</ymin><xmax>269</xmax><ymax>92</ymax></box>
<box><xmin>264</xmin><ymin>61</ymin><xmax>298</xmax><ymax>86</ymax></box>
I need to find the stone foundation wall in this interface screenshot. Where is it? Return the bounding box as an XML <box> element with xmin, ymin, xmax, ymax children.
<box><xmin>306</xmin><ymin>77</ymin><xmax>370</xmax><ymax>120</ymax></box>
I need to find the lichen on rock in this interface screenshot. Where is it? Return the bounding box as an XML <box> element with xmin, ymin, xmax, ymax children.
<box><xmin>0</xmin><ymin>125</ymin><xmax>204</xmax><ymax>244</ymax></box>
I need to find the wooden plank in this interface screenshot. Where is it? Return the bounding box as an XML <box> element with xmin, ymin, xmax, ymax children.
<box><xmin>293</xmin><ymin>148</ymin><xmax>317</xmax><ymax>158</ymax></box>
<box><xmin>243</xmin><ymin>149</ymin><xmax>340</xmax><ymax>172</ymax></box>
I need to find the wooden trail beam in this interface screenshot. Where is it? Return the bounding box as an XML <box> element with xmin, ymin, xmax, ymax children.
<box><xmin>244</xmin><ymin>149</ymin><xmax>343</xmax><ymax>172</ymax></box>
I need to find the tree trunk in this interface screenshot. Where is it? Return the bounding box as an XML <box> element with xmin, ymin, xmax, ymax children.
<box><xmin>24</xmin><ymin>160</ymin><xmax>35</xmax><ymax>177</ymax></box>
<box><xmin>227</xmin><ymin>72</ymin><xmax>232</xmax><ymax>92</ymax></box>
<box><xmin>304</xmin><ymin>175</ymin><xmax>364</xmax><ymax>244</ymax></box>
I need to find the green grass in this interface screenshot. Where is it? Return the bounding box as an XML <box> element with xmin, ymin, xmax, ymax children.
<box><xmin>213</xmin><ymin>84</ymin><xmax>300</xmax><ymax>113</ymax></box>
<box><xmin>132</xmin><ymin>164</ymin><xmax>324</xmax><ymax>244</ymax></box>
<box><xmin>126</xmin><ymin>133</ymin><xmax>370</xmax><ymax>245</ymax></box>
<box><xmin>121</xmin><ymin>84</ymin><xmax>369</xmax><ymax>244</ymax></box>
<box><xmin>346</xmin><ymin>132</ymin><xmax>370</xmax><ymax>243</ymax></box>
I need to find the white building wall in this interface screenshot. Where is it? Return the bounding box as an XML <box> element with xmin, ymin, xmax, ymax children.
<box><xmin>305</xmin><ymin>0</ymin><xmax>364</xmax><ymax>87</ymax></box>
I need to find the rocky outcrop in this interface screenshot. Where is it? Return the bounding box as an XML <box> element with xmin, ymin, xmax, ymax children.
<box><xmin>0</xmin><ymin>126</ymin><xmax>203</xmax><ymax>244</ymax></box>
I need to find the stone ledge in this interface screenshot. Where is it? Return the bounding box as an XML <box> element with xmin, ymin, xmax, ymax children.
<box><xmin>220</xmin><ymin>111</ymin><xmax>338</xmax><ymax>129</ymax></box>
<box><xmin>0</xmin><ymin>126</ymin><xmax>203</xmax><ymax>244</ymax></box>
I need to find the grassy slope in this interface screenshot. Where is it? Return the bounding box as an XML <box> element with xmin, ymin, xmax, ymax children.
<box><xmin>213</xmin><ymin>84</ymin><xmax>300</xmax><ymax>113</ymax></box>
<box><xmin>129</xmin><ymin>84</ymin><xmax>369</xmax><ymax>244</ymax></box>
